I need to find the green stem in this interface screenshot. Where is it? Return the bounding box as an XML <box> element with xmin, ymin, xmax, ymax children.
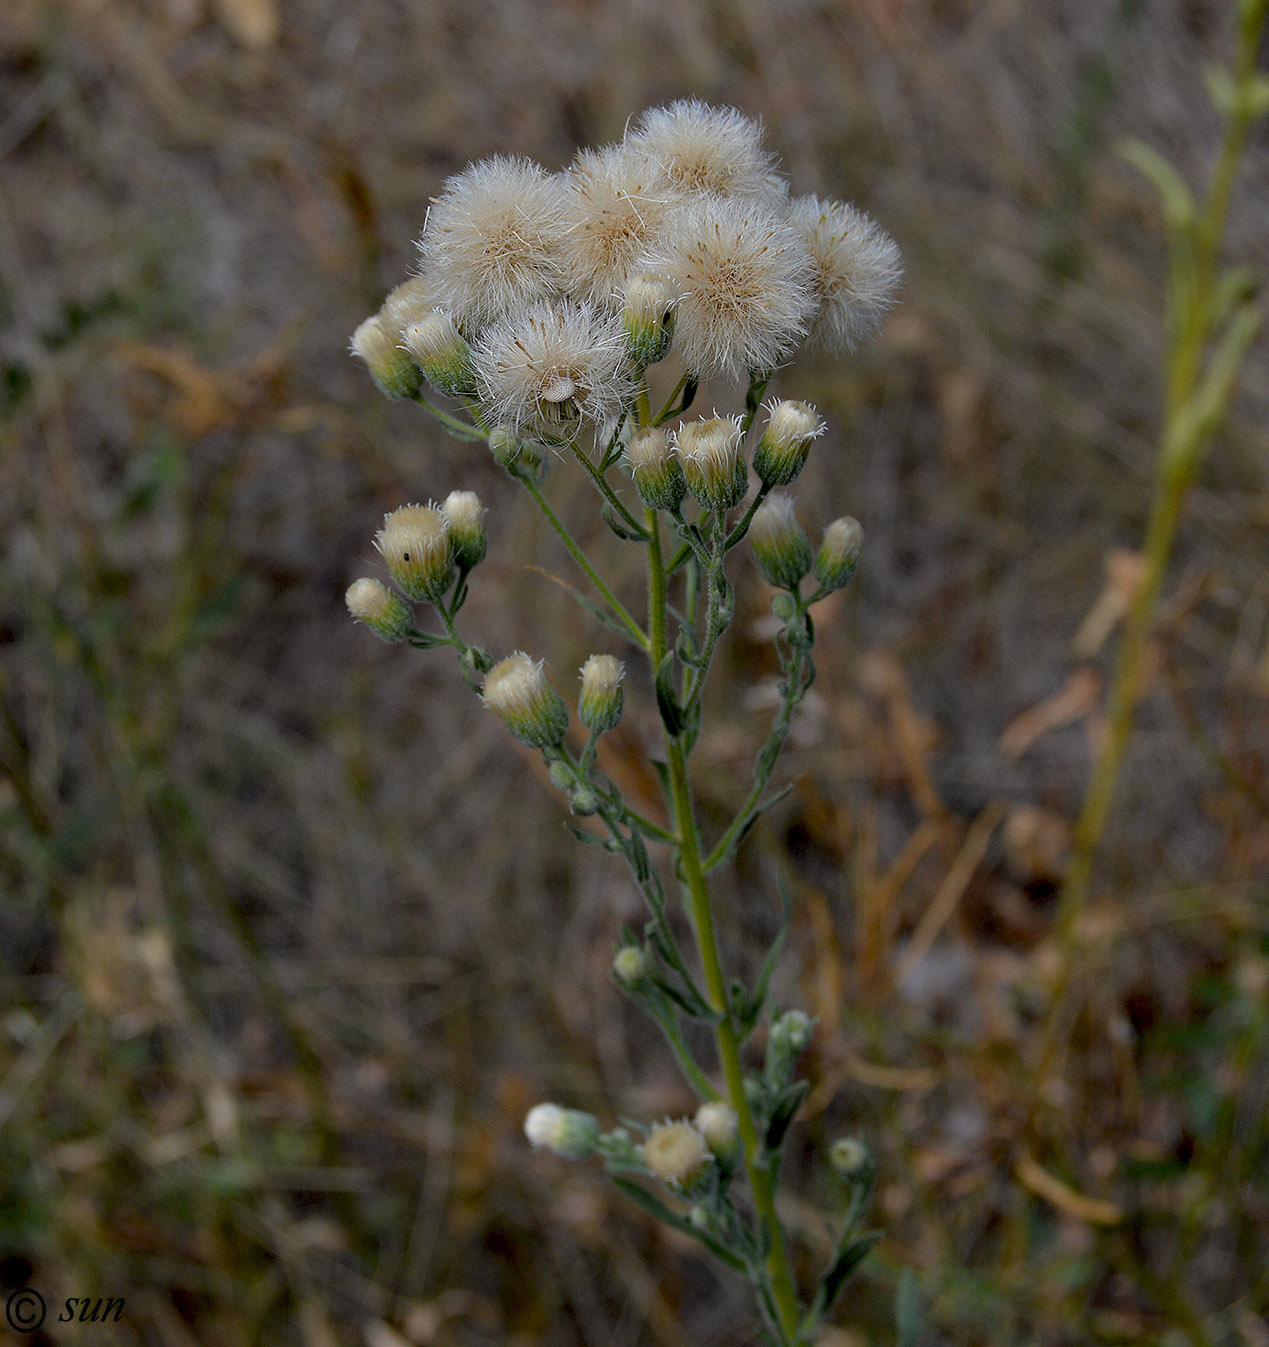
<box><xmin>519</xmin><ymin>473</ymin><xmax>649</xmax><ymax>652</ymax></box>
<box><xmin>568</xmin><ymin>441</ymin><xmax>647</xmax><ymax>537</ymax></box>
<box><xmin>645</xmin><ymin>508</ymin><xmax>801</xmax><ymax>1342</ymax></box>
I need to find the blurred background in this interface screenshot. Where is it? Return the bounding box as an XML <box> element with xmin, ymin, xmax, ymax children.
<box><xmin>2</xmin><ymin>0</ymin><xmax>1267</xmax><ymax>1343</ymax></box>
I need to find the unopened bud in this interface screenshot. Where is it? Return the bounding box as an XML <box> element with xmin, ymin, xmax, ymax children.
<box><xmin>626</xmin><ymin>426</ymin><xmax>686</xmax><ymax>513</ymax></box>
<box><xmin>578</xmin><ymin>654</ymin><xmax>624</xmax><ymax>735</ymax></box>
<box><xmin>641</xmin><ymin>1120</ymin><xmax>711</xmax><ymax>1188</ymax></box>
<box><xmin>350</xmin><ymin>314</ymin><xmax>422</xmax><ymax>399</ymax></box>
<box><xmin>829</xmin><ymin>1136</ymin><xmax>874</xmax><ymax>1182</ymax></box>
<box><xmin>482</xmin><ymin>653</ymin><xmax>570</xmax><ymax>749</ymax></box>
<box><xmin>748</xmin><ymin>494</ymin><xmax>812</xmax><ymax>589</ymax></box>
<box><xmin>621</xmin><ymin>273</ymin><xmax>677</xmax><ymax>369</ymax></box>
<box><xmin>380</xmin><ymin>276</ymin><xmax>437</xmax><ymax>334</ymax></box>
<box><xmin>752</xmin><ymin>400</ymin><xmax>824</xmax><ymax>487</ymax></box>
<box><xmin>772</xmin><ymin>1009</ymin><xmax>813</xmax><ymax>1054</ymax></box>
<box><xmin>694</xmin><ymin>1101</ymin><xmax>739</xmax><ymax>1152</ymax></box>
<box><xmin>675</xmin><ymin>416</ymin><xmax>747</xmax><ymax>512</ymax></box>
<box><xmin>813</xmin><ymin>516</ymin><xmax>864</xmax><ymax>592</ymax></box>
<box><xmin>375</xmin><ymin>504</ymin><xmax>454</xmax><ymax>603</ymax></box>
<box><xmin>612</xmin><ymin>944</ymin><xmax>650</xmax><ymax>986</ymax></box>
<box><xmin>441</xmin><ymin>490</ymin><xmax>488</xmax><ymax>570</ymax></box>
<box><xmin>402</xmin><ymin>309</ymin><xmax>476</xmax><ymax>398</ymax></box>
<box><xmin>488</xmin><ymin>424</ymin><xmax>543</xmax><ymax>475</ymax></box>
<box><xmin>524</xmin><ymin>1103</ymin><xmax>601</xmax><ymax>1160</ymax></box>
<box><xmin>568</xmin><ymin>786</ymin><xmax>599</xmax><ymax>816</ymax></box>
<box><xmin>345</xmin><ymin>577</ymin><xmax>413</xmax><ymax>642</ymax></box>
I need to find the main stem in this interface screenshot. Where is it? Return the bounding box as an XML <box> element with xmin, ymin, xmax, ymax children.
<box><xmin>645</xmin><ymin>508</ymin><xmax>801</xmax><ymax>1342</ymax></box>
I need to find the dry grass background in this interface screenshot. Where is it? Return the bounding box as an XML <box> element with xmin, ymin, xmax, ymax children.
<box><xmin>1</xmin><ymin>0</ymin><xmax>1267</xmax><ymax>1343</ymax></box>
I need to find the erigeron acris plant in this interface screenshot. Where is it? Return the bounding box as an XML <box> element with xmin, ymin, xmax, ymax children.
<box><xmin>348</xmin><ymin>101</ymin><xmax>901</xmax><ymax>1345</ymax></box>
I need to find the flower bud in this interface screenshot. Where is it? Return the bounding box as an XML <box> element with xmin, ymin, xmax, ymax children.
<box><xmin>482</xmin><ymin>653</ymin><xmax>570</xmax><ymax>749</ymax></box>
<box><xmin>748</xmin><ymin>494</ymin><xmax>812</xmax><ymax>589</ymax></box>
<box><xmin>612</xmin><ymin>944</ymin><xmax>650</xmax><ymax>987</ymax></box>
<box><xmin>375</xmin><ymin>504</ymin><xmax>455</xmax><ymax>603</ymax></box>
<box><xmin>640</xmin><ymin>1120</ymin><xmax>711</xmax><ymax>1188</ymax></box>
<box><xmin>829</xmin><ymin>1136</ymin><xmax>874</xmax><ymax>1182</ymax></box>
<box><xmin>578</xmin><ymin>654</ymin><xmax>624</xmax><ymax>735</ymax></box>
<box><xmin>441</xmin><ymin>490</ymin><xmax>488</xmax><ymax>570</ymax></box>
<box><xmin>694</xmin><ymin>1101</ymin><xmax>739</xmax><ymax>1153</ymax></box>
<box><xmin>626</xmin><ymin>426</ymin><xmax>686</xmax><ymax>513</ymax></box>
<box><xmin>771</xmin><ymin>1009</ymin><xmax>814</xmax><ymax>1055</ymax></box>
<box><xmin>621</xmin><ymin>273</ymin><xmax>677</xmax><ymax>369</ymax></box>
<box><xmin>813</xmin><ymin>516</ymin><xmax>864</xmax><ymax>592</ymax></box>
<box><xmin>675</xmin><ymin>416</ymin><xmax>747</xmax><ymax>512</ymax></box>
<box><xmin>752</xmin><ymin>400</ymin><xmax>824</xmax><ymax>487</ymax></box>
<box><xmin>345</xmin><ymin>577</ymin><xmax>413</xmax><ymax>642</ymax></box>
<box><xmin>568</xmin><ymin>786</ymin><xmax>599</xmax><ymax>816</ymax></box>
<box><xmin>402</xmin><ymin>309</ymin><xmax>476</xmax><ymax>397</ymax></box>
<box><xmin>488</xmin><ymin>424</ymin><xmax>544</xmax><ymax>475</ymax></box>
<box><xmin>350</xmin><ymin>314</ymin><xmax>422</xmax><ymax>399</ymax></box>
<box><xmin>524</xmin><ymin>1103</ymin><xmax>601</xmax><ymax>1159</ymax></box>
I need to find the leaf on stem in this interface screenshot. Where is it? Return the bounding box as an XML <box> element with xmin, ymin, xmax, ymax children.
<box><xmin>655</xmin><ymin>650</ymin><xmax>685</xmax><ymax>736</ymax></box>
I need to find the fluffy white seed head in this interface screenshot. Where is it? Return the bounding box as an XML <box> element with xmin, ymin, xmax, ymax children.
<box><xmin>559</xmin><ymin>143</ymin><xmax>674</xmax><ymax>307</ymax></box>
<box><xmin>417</xmin><ymin>156</ymin><xmax>569</xmax><ymax>327</ymax></box>
<box><xmin>629</xmin><ymin>100</ymin><xmax>782</xmax><ymax>203</ymax></box>
<box><xmin>472</xmin><ymin>301</ymin><xmax>632</xmax><ymax>437</ymax></box>
<box><xmin>482</xmin><ymin>652</ymin><xmax>570</xmax><ymax>748</ymax></box>
<box><xmin>790</xmin><ymin>195</ymin><xmax>902</xmax><ymax>353</ymax></box>
<box><xmin>641</xmin><ymin>1119</ymin><xmax>711</xmax><ymax>1188</ymax></box>
<box><xmin>640</xmin><ymin>195</ymin><xmax>815</xmax><ymax>380</ymax></box>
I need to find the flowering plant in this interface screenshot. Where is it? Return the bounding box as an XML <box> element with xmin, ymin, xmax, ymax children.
<box><xmin>348</xmin><ymin>101</ymin><xmax>901</xmax><ymax>1345</ymax></box>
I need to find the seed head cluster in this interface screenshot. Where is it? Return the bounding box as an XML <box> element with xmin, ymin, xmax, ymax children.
<box><xmin>352</xmin><ymin>101</ymin><xmax>901</xmax><ymax>422</ymax></box>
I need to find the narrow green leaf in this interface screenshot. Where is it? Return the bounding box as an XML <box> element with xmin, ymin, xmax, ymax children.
<box><xmin>897</xmin><ymin>1267</ymin><xmax>923</xmax><ymax>1347</ymax></box>
<box><xmin>1118</xmin><ymin>137</ymin><xmax>1197</xmax><ymax>238</ymax></box>
<box><xmin>654</xmin><ymin>650</ymin><xmax>684</xmax><ymax>736</ymax></box>
<box><xmin>609</xmin><ymin>1179</ymin><xmax>748</xmax><ymax>1272</ymax></box>
<box><xmin>808</xmin><ymin>1231</ymin><xmax>881</xmax><ymax>1324</ymax></box>
<box><xmin>764</xmin><ymin>1079</ymin><xmax>810</xmax><ymax>1151</ymax></box>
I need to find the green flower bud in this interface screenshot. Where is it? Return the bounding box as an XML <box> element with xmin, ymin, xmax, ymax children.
<box><xmin>772</xmin><ymin>1009</ymin><xmax>813</xmax><ymax>1054</ymax></box>
<box><xmin>674</xmin><ymin>416</ymin><xmax>747</xmax><ymax>513</ymax></box>
<box><xmin>350</xmin><ymin>314</ymin><xmax>422</xmax><ymax>399</ymax></box>
<box><xmin>829</xmin><ymin>1136</ymin><xmax>874</xmax><ymax>1181</ymax></box>
<box><xmin>626</xmin><ymin>426</ymin><xmax>687</xmax><ymax>512</ymax></box>
<box><xmin>402</xmin><ymin>309</ymin><xmax>476</xmax><ymax>397</ymax></box>
<box><xmin>524</xmin><ymin>1103</ymin><xmax>601</xmax><ymax>1160</ymax></box>
<box><xmin>748</xmin><ymin>494</ymin><xmax>812</xmax><ymax>589</ymax></box>
<box><xmin>568</xmin><ymin>786</ymin><xmax>599</xmax><ymax>815</ymax></box>
<box><xmin>621</xmin><ymin>273</ymin><xmax>677</xmax><ymax>369</ymax></box>
<box><xmin>813</xmin><ymin>516</ymin><xmax>864</xmax><ymax>592</ymax></box>
<box><xmin>612</xmin><ymin>944</ymin><xmax>651</xmax><ymax>987</ymax></box>
<box><xmin>578</xmin><ymin>654</ymin><xmax>624</xmax><ymax>735</ymax></box>
<box><xmin>488</xmin><ymin>424</ymin><xmax>544</xmax><ymax>476</ymax></box>
<box><xmin>752</xmin><ymin>399</ymin><xmax>824</xmax><ymax>487</ymax></box>
<box><xmin>345</xmin><ymin>577</ymin><xmax>413</xmax><ymax>642</ymax></box>
<box><xmin>482</xmin><ymin>653</ymin><xmax>570</xmax><ymax>749</ymax></box>
<box><xmin>375</xmin><ymin>504</ymin><xmax>455</xmax><ymax>603</ymax></box>
<box><xmin>441</xmin><ymin>490</ymin><xmax>488</xmax><ymax>570</ymax></box>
